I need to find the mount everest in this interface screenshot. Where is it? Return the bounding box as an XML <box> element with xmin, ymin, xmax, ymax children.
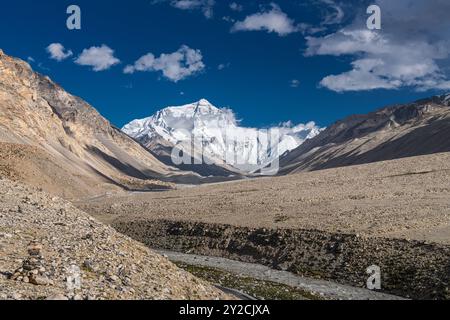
<box><xmin>122</xmin><ymin>99</ymin><xmax>321</xmax><ymax>176</ymax></box>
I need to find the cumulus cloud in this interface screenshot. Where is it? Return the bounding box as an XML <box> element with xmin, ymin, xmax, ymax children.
<box><xmin>231</xmin><ymin>4</ymin><xmax>299</xmax><ymax>36</ymax></box>
<box><xmin>124</xmin><ymin>45</ymin><xmax>205</xmax><ymax>82</ymax></box>
<box><xmin>275</xmin><ymin>120</ymin><xmax>323</xmax><ymax>141</ymax></box>
<box><xmin>306</xmin><ymin>0</ymin><xmax>450</xmax><ymax>92</ymax></box>
<box><xmin>75</xmin><ymin>45</ymin><xmax>120</xmax><ymax>71</ymax></box>
<box><xmin>46</xmin><ymin>43</ymin><xmax>73</xmax><ymax>61</ymax></box>
<box><xmin>154</xmin><ymin>0</ymin><xmax>215</xmax><ymax>19</ymax></box>
<box><xmin>229</xmin><ymin>2</ymin><xmax>243</xmax><ymax>12</ymax></box>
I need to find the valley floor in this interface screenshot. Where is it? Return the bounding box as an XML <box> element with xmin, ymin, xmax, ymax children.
<box><xmin>77</xmin><ymin>152</ymin><xmax>450</xmax><ymax>299</ymax></box>
<box><xmin>79</xmin><ymin>152</ymin><xmax>450</xmax><ymax>244</ymax></box>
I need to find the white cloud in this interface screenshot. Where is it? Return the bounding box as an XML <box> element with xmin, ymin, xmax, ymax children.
<box><xmin>218</xmin><ymin>63</ymin><xmax>230</xmax><ymax>70</ymax></box>
<box><xmin>276</xmin><ymin>120</ymin><xmax>323</xmax><ymax>141</ymax></box>
<box><xmin>229</xmin><ymin>2</ymin><xmax>243</xmax><ymax>12</ymax></box>
<box><xmin>222</xmin><ymin>16</ymin><xmax>235</xmax><ymax>23</ymax></box>
<box><xmin>308</xmin><ymin>29</ymin><xmax>450</xmax><ymax>92</ymax></box>
<box><xmin>290</xmin><ymin>79</ymin><xmax>300</xmax><ymax>88</ymax></box>
<box><xmin>75</xmin><ymin>45</ymin><xmax>120</xmax><ymax>72</ymax></box>
<box><xmin>124</xmin><ymin>45</ymin><xmax>205</xmax><ymax>82</ymax></box>
<box><xmin>320</xmin><ymin>0</ymin><xmax>344</xmax><ymax>26</ymax></box>
<box><xmin>287</xmin><ymin>0</ymin><xmax>344</xmax><ymax>36</ymax></box>
<box><xmin>306</xmin><ymin>0</ymin><xmax>450</xmax><ymax>92</ymax></box>
<box><xmin>46</xmin><ymin>43</ymin><xmax>73</xmax><ymax>62</ymax></box>
<box><xmin>319</xmin><ymin>58</ymin><xmax>402</xmax><ymax>92</ymax></box>
<box><xmin>154</xmin><ymin>0</ymin><xmax>215</xmax><ymax>19</ymax></box>
<box><xmin>231</xmin><ymin>4</ymin><xmax>298</xmax><ymax>36</ymax></box>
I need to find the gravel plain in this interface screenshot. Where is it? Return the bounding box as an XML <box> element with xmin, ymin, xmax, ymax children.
<box><xmin>80</xmin><ymin>152</ymin><xmax>450</xmax><ymax>244</ymax></box>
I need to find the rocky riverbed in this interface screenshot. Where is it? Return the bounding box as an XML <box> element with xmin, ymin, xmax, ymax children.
<box><xmin>112</xmin><ymin>219</ymin><xmax>450</xmax><ymax>300</ymax></box>
<box><xmin>159</xmin><ymin>250</ymin><xmax>405</xmax><ymax>300</ymax></box>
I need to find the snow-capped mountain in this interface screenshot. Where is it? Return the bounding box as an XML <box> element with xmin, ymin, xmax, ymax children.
<box><xmin>123</xmin><ymin>99</ymin><xmax>322</xmax><ymax>175</ymax></box>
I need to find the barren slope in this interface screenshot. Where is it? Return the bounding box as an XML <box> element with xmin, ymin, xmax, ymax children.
<box><xmin>0</xmin><ymin>178</ymin><xmax>230</xmax><ymax>300</ymax></box>
<box><xmin>0</xmin><ymin>49</ymin><xmax>199</xmax><ymax>199</ymax></box>
<box><xmin>279</xmin><ymin>95</ymin><xmax>450</xmax><ymax>174</ymax></box>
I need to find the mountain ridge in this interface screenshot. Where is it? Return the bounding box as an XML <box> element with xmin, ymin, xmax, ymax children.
<box><xmin>278</xmin><ymin>93</ymin><xmax>450</xmax><ymax>174</ymax></box>
<box><xmin>0</xmin><ymin>49</ymin><xmax>201</xmax><ymax>198</ymax></box>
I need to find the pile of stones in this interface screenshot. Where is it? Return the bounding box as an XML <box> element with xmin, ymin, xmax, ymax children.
<box><xmin>10</xmin><ymin>241</ymin><xmax>53</xmax><ymax>286</ymax></box>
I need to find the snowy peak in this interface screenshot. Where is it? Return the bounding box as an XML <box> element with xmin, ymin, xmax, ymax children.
<box><xmin>160</xmin><ymin>99</ymin><xmax>223</xmax><ymax>119</ymax></box>
<box><xmin>123</xmin><ymin>100</ymin><xmax>322</xmax><ymax>175</ymax></box>
<box><xmin>194</xmin><ymin>99</ymin><xmax>219</xmax><ymax>113</ymax></box>
<box><xmin>123</xmin><ymin>100</ymin><xmax>238</xmax><ymax>142</ymax></box>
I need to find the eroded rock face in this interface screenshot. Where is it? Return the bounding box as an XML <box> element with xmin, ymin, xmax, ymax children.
<box><xmin>0</xmin><ymin>178</ymin><xmax>231</xmax><ymax>300</ymax></box>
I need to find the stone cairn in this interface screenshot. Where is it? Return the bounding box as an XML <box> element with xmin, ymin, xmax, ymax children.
<box><xmin>10</xmin><ymin>241</ymin><xmax>53</xmax><ymax>286</ymax></box>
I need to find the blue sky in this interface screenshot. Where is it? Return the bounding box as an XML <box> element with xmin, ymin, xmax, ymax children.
<box><xmin>1</xmin><ymin>0</ymin><xmax>449</xmax><ymax>128</ymax></box>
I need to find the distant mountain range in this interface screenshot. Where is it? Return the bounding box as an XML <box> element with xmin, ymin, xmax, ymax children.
<box><xmin>124</xmin><ymin>95</ymin><xmax>450</xmax><ymax>178</ymax></box>
<box><xmin>278</xmin><ymin>94</ymin><xmax>450</xmax><ymax>174</ymax></box>
<box><xmin>122</xmin><ymin>99</ymin><xmax>321</xmax><ymax>176</ymax></box>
